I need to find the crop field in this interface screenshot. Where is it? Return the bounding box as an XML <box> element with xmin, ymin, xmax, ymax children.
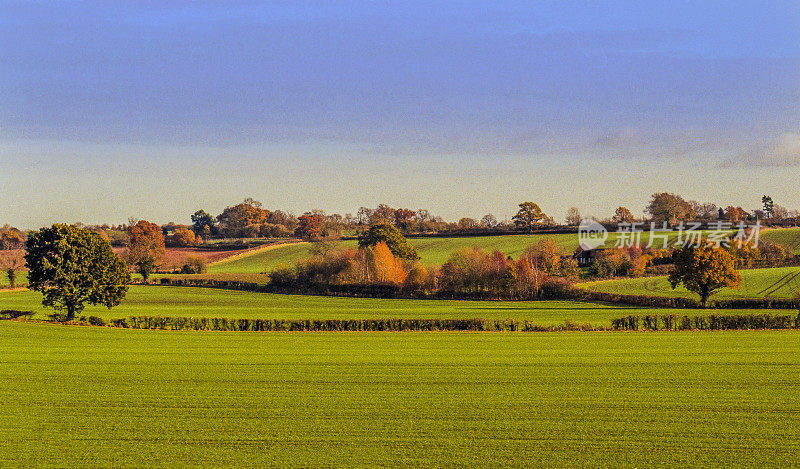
<box><xmin>209</xmin><ymin>231</ymin><xmax>730</xmax><ymax>273</ymax></box>
<box><xmin>0</xmin><ymin>321</ymin><xmax>797</xmax><ymax>467</ymax></box>
<box><xmin>208</xmin><ymin>241</ymin><xmax>341</xmax><ymax>274</ymax></box>
<box><xmin>578</xmin><ymin>266</ymin><xmax>800</xmax><ymax>300</ymax></box>
<box><xmin>0</xmin><ymin>286</ymin><xmax>785</xmax><ymax>327</ymax></box>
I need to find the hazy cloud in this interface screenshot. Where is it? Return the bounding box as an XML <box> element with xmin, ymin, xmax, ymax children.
<box><xmin>721</xmin><ymin>132</ymin><xmax>800</xmax><ymax>167</ymax></box>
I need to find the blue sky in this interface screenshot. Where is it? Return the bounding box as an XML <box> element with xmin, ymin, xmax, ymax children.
<box><xmin>1</xmin><ymin>1</ymin><xmax>799</xmax><ymax>227</ymax></box>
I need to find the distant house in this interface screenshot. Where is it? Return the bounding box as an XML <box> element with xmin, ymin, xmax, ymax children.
<box><xmin>573</xmin><ymin>247</ymin><xmax>605</xmax><ymax>266</ymax></box>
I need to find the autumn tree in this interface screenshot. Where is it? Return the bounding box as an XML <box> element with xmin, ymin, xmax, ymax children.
<box><xmin>512</xmin><ymin>202</ymin><xmax>547</xmax><ymax>232</ymax></box>
<box><xmin>668</xmin><ymin>241</ymin><xmax>742</xmax><ymax>306</ymax></box>
<box><xmin>367</xmin><ymin>242</ymin><xmax>407</xmax><ymax>284</ymax></box>
<box><xmin>294</xmin><ymin>212</ymin><xmax>326</xmax><ymax>240</ymax></box>
<box><xmin>358</xmin><ymin>224</ymin><xmax>419</xmax><ymax>261</ymax></box>
<box><xmin>458</xmin><ymin>217</ymin><xmax>477</xmax><ymax>229</ymax></box>
<box><xmin>393</xmin><ymin>208</ymin><xmax>416</xmax><ymax>231</ymax></box>
<box><xmin>724</xmin><ymin>206</ymin><xmax>748</xmax><ymax>223</ymax></box>
<box><xmin>611</xmin><ymin>206</ymin><xmax>635</xmax><ymax>224</ymax></box>
<box><xmin>127</xmin><ymin>220</ymin><xmax>166</xmax><ymax>283</ymax></box>
<box><xmin>565</xmin><ymin>207</ymin><xmax>582</xmax><ymax>226</ymax></box>
<box><xmin>166</xmin><ymin>226</ymin><xmax>200</xmax><ymax>247</ymax></box>
<box><xmin>0</xmin><ymin>227</ymin><xmax>24</xmax><ymax>250</ymax></box>
<box><xmin>645</xmin><ymin>193</ymin><xmax>694</xmax><ymax>225</ymax></box>
<box><xmin>371</xmin><ymin>204</ymin><xmax>396</xmax><ymax>225</ymax></box>
<box><xmin>25</xmin><ymin>224</ymin><xmax>130</xmax><ymax>320</ymax></box>
<box><xmin>523</xmin><ymin>238</ymin><xmax>564</xmax><ymax>275</ymax></box>
<box><xmin>216</xmin><ymin>202</ymin><xmax>268</xmax><ymax>237</ymax></box>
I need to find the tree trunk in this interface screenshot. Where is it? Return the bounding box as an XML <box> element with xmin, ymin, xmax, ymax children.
<box><xmin>66</xmin><ymin>303</ymin><xmax>76</xmax><ymax>321</ymax></box>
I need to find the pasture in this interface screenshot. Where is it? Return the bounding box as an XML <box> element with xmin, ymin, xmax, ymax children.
<box><xmin>208</xmin><ymin>230</ymin><xmax>731</xmax><ymax>273</ymax></box>
<box><xmin>0</xmin><ymin>321</ymin><xmax>797</xmax><ymax>467</ymax></box>
<box><xmin>1</xmin><ymin>286</ymin><xmax>785</xmax><ymax>326</ymax></box>
<box><xmin>761</xmin><ymin>227</ymin><xmax>800</xmax><ymax>254</ymax></box>
<box><xmin>578</xmin><ymin>266</ymin><xmax>800</xmax><ymax>300</ymax></box>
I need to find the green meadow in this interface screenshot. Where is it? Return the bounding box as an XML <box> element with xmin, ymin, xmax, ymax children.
<box><xmin>1</xmin><ymin>286</ymin><xmax>785</xmax><ymax>327</ymax></box>
<box><xmin>208</xmin><ymin>230</ymin><xmax>733</xmax><ymax>273</ymax></box>
<box><xmin>0</xmin><ymin>321</ymin><xmax>797</xmax><ymax>467</ymax></box>
<box><xmin>579</xmin><ymin>266</ymin><xmax>800</xmax><ymax>300</ymax></box>
<box><xmin>761</xmin><ymin>227</ymin><xmax>800</xmax><ymax>254</ymax></box>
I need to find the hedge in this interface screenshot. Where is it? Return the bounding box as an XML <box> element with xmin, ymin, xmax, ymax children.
<box><xmin>611</xmin><ymin>313</ymin><xmax>800</xmax><ymax>331</ymax></box>
<box><xmin>102</xmin><ymin>316</ymin><xmax>597</xmax><ymax>332</ymax></box>
<box><xmin>576</xmin><ymin>289</ymin><xmax>800</xmax><ymax>310</ymax></box>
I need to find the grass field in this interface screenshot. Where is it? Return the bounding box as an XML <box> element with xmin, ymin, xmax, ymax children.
<box><xmin>209</xmin><ymin>231</ymin><xmax>729</xmax><ymax>273</ymax></box>
<box><xmin>761</xmin><ymin>227</ymin><xmax>800</xmax><ymax>254</ymax></box>
<box><xmin>0</xmin><ymin>321</ymin><xmax>797</xmax><ymax>467</ymax></box>
<box><xmin>579</xmin><ymin>266</ymin><xmax>800</xmax><ymax>300</ymax></box>
<box><xmin>0</xmin><ymin>286</ymin><xmax>785</xmax><ymax>327</ymax></box>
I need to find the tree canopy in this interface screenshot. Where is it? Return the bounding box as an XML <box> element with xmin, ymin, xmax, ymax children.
<box><xmin>512</xmin><ymin>202</ymin><xmax>547</xmax><ymax>231</ymax></box>
<box><xmin>357</xmin><ymin>224</ymin><xmax>419</xmax><ymax>261</ymax></box>
<box><xmin>25</xmin><ymin>224</ymin><xmax>130</xmax><ymax>320</ymax></box>
<box><xmin>294</xmin><ymin>212</ymin><xmax>326</xmax><ymax>240</ymax></box>
<box><xmin>646</xmin><ymin>193</ymin><xmax>694</xmax><ymax>225</ymax></box>
<box><xmin>127</xmin><ymin>220</ymin><xmax>166</xmax><ymax>282</ymax></box>
<box><xmin>611</xmin><ymin>206</ymin><xmax>635</xmax><ymax>224</ymax></box>
<box><xmin>668</xmin><ymin>241</ymin><xmax>742</xmax><ymax>306</ymax></box>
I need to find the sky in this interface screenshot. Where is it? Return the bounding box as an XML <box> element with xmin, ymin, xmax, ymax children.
<box><xmin>1</xmin><ymin>1</ymin><xmax>799</xmax><ymax>228</ymax></box>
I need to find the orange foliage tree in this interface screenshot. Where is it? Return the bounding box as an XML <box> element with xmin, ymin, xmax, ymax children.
<box><xmin>216</xmin><ymin>203</ymin><xmax>269</xmax><ymax>237</ymax></box>
<box><xmin>668</xmin><ymin>241</ymin><xmax>742</xmax><ymax>306</ymax></box>
<box><xmin>127</xmin><ymin>220</ymin><xmax>166</xmax><ymax>282</ymax></box>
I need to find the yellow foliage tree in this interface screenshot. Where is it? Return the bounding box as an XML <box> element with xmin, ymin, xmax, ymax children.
<box><xmin>369</xmin><ymin>242</ymin><xmax>407</xmax><ymax>285</ymax></box>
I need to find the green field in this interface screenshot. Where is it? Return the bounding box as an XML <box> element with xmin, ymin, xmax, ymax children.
<box><xmin>579</xmin><ymin>266</ymin><xmax>800</xmax><ymax>300</ymax></box>
<box><xmin>0</xmin><ymin>321</ymin><xmax>797</xmax><ymax>467</ymax></box>
<box><xmin>0</xmin><ymin>270</ymin><xmax>27</xmax><ymax>288</ymax></box>
<box><xmin>762</xmin><ymin>227</ymin><xmax>800</xmax><ymax>254</ymax></box>
<box><xmin>2</xmin><ymin>286</ymin><xmax>785</xmax><ymax>326</ymax></box>
<box><xmin>209</xmin><ymin>231</ymin><xmax>728</xmax><ymax>273</ymax></box>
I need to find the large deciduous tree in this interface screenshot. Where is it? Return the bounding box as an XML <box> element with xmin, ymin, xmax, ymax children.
<box><xmin>358</xmin><ymin>224</ymin><xmax>419</xmax><ymax>261</ymax></box>
<box><xmin>294</xmin><ymin>212</ymin><xmax>326</xmax><ymax>240</ymax></box>
<box><xmin>0</xmin><ymin>227</ymin><xmax>25</xmax><ymax>250</ymax></box>
<box><xmin>127</xmin><ymin>220</ymin><xmax>166</xmax><ymax>282</ymax></box>
<box><xmin>191</xmin><ymin>209</ymin><xmax>217</xmax><ymax>236</ymax></box>
<box><xmin>512</xmin><ymin>202</ymin><xmax>547</xmax><ymax>231</ymax></box>
<box><xmin>216</xmin><ymin>202</ymin><xmax>269</xmax><ymax>237</ymax></box>
<box><xmin>565</xmin><ymin>207</ymin><xmax>582</xmax><ymax>226</ymax></box>
<box><xmin>393</xmin><ymin>208</ymin><xmax>416</xmax><ymax>231</ymax></box>
<box><xmin>611</xmin><ymin>206</ymin><xmax>635</xmax><ymax>224</ymax></box>
<box><xmin>25</xmin><ymin>224</ymin><xmax>130</xmax><ymax>320</ymax></box>
<box><xmin>645</xmin><ymin>193</ymin><xmax>694</xmax><ymax>225</ymax></box>
<box><xmin>668</xmin><ymin>241</ymin><xmax>742</xmax><ymax>306</ymax></box>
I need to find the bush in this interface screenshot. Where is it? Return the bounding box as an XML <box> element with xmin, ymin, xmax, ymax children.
<box><xmin>259</xmin><ymin>223</ymin><xmax>293</xmax><ymax>238</ymax></box>
<box><xmin>87</xmin><ymin>316</ymin><xmax>106</xmax><ymax>326</ymax></box>
<box><xmin>0</xmin><ymin>309</ymin><xmax>34</xmax><ymax>319</ymax></box>
<box><xmin>180</xmin><ymin>255</ymin><xmax>208</xmax><ymax>274</ymax></box>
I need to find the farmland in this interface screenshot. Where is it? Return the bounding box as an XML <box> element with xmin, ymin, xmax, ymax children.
<box><xmin>0</xmin><ymin>321</ymin><xmax>797</xmax><ymax>467</ymax></box>
<box><xmin>208</xmin><ymin>230</ymin><xmax>733</xmax><ymax>273</ymax></box>
<box><xmin>579</xmin><ymin>266</ymin><xmax>800</xmax><ymax>300</ymax></box>
<box><xmin>761</xmin><ymin>227</ymin><xmax>800</xmax><ymax>254</ymax></box>
<box><xmin>0</xmin><ymin>286</ymin><xmax>781</xmax><ymax>326</ymax></box>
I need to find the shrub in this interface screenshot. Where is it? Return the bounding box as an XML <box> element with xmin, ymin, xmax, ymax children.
<box><xmin>87</xmin><ymin>316</ymin><xmax>106</xmax><ymax>326</ymax></box>
<box><xmin>180</xmin><ymin>255</ymin><xmax>208</xmax><ymax>274</ymax></box>
<box><xmin>259</xmin><ymin>223</ymin><xmax>293</xmax><ymax>238</ymax></box>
